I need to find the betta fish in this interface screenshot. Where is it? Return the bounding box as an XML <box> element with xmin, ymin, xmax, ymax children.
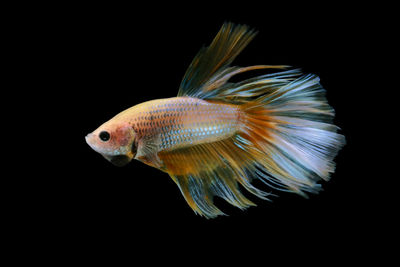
<box><xmin>86</xmin><ymin>23</ymin><xmax>345</xmax><ymax>218</ymax></box>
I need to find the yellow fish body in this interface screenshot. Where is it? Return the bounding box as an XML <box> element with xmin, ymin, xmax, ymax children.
<box><xmin>86</xmin><ymin>23</ymin><xmax>345</xmax><ymax>218</ymax></box>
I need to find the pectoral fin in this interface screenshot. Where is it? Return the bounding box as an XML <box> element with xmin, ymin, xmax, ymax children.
<box><xmin>134</xmin><ymin>134</ymin><xmax>163</xmax><ymax>169</ymax></box>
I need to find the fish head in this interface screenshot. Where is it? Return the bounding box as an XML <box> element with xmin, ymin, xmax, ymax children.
<box><xmin>85</xmin><ymin>122</ymin><xmax>137</xmax><ymax>166</ymax></box>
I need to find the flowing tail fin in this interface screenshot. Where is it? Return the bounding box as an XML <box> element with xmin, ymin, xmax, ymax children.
<box><xmin>238</xmin><ymin>71</ymin><xmax>346</xmax><ymax>195</ymax></box>
<box><xmin>160</xmin><ymin>70</ymin><xmax>345</xmax><ymax>218</ymax></box>
<box><xmin>163</xmin><ymin>22</ymin><xmax>345</xmax><ymax>218</ymax></box>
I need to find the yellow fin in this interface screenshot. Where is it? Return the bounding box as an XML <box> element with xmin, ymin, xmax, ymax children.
<box><xmin>178</xmin><ymin>22</ymin><xmax>257</xmax><ymax>97</ymax></box>
<box><xmin>158</xmin><ymin>137</ymin><xmax>271</xmax><ymax>218</ymax></box>
<box><xmin>178</xmin><ymin>22</ymin><xmax>287</xmax><ymax>99</ymax></box>
<box><xmin>161</xmin><ymin>73</ymin><xmax>345</xmax><ymax>218</ymax></box>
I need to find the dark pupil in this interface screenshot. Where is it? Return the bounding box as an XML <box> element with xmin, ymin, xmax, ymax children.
<box><xmin>99</xmin><ymin>131</ymin><xmax>110</xmax><ymax>141</ymax></box>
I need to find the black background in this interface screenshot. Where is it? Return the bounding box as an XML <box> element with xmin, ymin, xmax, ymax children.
<box><xmin>13</xmin><ymin>3</ymin><xmax>382</xmax><ymax>262</ymax></box>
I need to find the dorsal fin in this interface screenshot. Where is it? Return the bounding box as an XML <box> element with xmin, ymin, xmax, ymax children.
<box><xmin>177</xmin><ymin>22</ymin><xmax>287</xmax><ymax>99</ymax></box>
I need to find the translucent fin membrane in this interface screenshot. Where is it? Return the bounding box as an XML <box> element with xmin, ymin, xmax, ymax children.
<box><xmin>160</xmin><ymin>137</ymin><xmax>271</xmax><ymax>218</ymax></box>
<box><xmin>178</xmin><ymin>22</ymin><xmax>287</xmax><ymax>99</ymax></box>
<box><xmin>162</xmin><ymin>73</ymin><xmax>345</xmax><ymax>218</ymax></box>
<box><xmin>240</xmin><ymin>74</ymin><xmax>346</xmax><ymax>195</ymax></box>
<box><xmin>167</xmin><ymin>23</ymin><xmax>345</xmax><ymax>218</ymax></box>
<box><xmin>178</xmin><ymin>22</ymin><xmax>258</xmax><ymax>97</ymax></box>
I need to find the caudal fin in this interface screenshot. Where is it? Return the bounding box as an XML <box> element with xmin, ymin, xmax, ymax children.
<box><xmin>160</xmin><ymin>70</ymin><xmax>345</xmax><ymax>218</ymax></box>
<box><xmin>238</xmin><ymin>71</ymin><xmax>346</xmax><ymax>195</ymax></box>
<box><xmin>165</xmin><ymin>22</ymin><xmax>345</xmax><ymax>218</ymax></box>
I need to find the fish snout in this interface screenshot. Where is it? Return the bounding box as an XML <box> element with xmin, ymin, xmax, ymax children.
<box><xmin>85</xmin><ymin>133</ymin><xmax>91</xmax><ymax>142</ymax></box>
<box><xmin>85</xmin><ymin>133</ymin><xmax>97</xmax><ymax>149</ymax></box>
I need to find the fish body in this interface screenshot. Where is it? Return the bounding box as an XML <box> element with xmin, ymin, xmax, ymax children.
<box><xmin>86</xmin><ymin>23</ymin><xmax>345</xmax><ymax>218</ymax></box>
<box><xmin>118</xmin><ymin>97</ymin><xmax>240</xmax><ymax>152</ymax></box>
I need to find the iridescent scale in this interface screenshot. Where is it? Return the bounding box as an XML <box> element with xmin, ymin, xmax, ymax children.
<box><xmin>130</xmin><ymin>97</ymin><xmax>241</xmax><ymax>151</ymax></box>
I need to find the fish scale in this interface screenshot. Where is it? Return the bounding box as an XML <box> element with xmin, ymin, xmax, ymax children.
<box><xmin>125</xmin><ymin>97</ymin><xmax>241</xmax><ymax>151</ymax></box>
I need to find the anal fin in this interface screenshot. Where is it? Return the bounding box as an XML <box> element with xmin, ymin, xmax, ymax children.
<box><xmin>158</xmin><ymin>136</ymin><xmax>270</xmax><ymax>218</ymax></box>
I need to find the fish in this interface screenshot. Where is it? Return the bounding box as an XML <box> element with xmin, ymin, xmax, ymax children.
<box><xmin>85</xmin><ymin>22</ymin><xmax>345</xmax><ymax>218</ymax></box>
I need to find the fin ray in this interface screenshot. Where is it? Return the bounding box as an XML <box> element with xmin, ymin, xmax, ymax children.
<box><xmin>170</xmin><ymin>23</ymin><xmax>344</xmax><ymax>218</ymax></box>
<box><xmin>178</xmin><ymin>22</ymin><xmax>287</xmax><ymax>98</ymax></box>
<box><xmin>163</xmin><ymin>72</ymin><xmax>345</xmax><ymax>218</ymax></box>
<box><xmin>159</xmin><ymin>137</ymin><xmax>271</xmax><ymax>218</ymax></box>
<box><xmin>178</xmin><ymin>23</ymin><xmax>256</xmax><ymax>97</ymax></box>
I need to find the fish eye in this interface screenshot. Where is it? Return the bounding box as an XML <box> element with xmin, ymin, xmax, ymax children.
<box><xmin>99</xmin><ymin>131</ymin><xmax>110</xmax><ymax>142</ymax></box>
